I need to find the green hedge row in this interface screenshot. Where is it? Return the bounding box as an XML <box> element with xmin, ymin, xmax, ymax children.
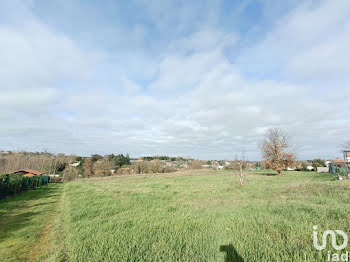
<box><xmin>0</xmin><ymin>174</ymin><xmax>50</xmax><ymax>200</ymax></box>
<box><xmin>329</xmin><ymin>165</ymin><xmax>347</xmax><ymax>176</ymax></box>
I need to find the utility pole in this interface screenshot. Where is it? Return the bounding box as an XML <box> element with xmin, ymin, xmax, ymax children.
<box><xmin>343</xmin><ymin>151</ymin><xmax>350</xmax><ymax>179</ymax></box>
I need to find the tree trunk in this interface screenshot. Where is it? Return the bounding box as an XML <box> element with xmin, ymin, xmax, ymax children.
<box><xmin>239</xmin><ymin>164</ymin><xmax>244</xmax><ymax>186</ymax></box>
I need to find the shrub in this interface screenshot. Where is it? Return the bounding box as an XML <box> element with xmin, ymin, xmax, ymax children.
<box><xmin>63</xmin><ymin>166</ymin><xmax>81</xmax><ymax>181</ymax></box>
<box><xmin>301</xmin><ymin>162</ymin><xmax>309</xmax><ymax>171</ymax></box>
<box><xmin>188</xmin><ymin>160</ymin><xmax>203</xmax><ymax>170</ymax></box>
<box><xmin>0</xmin><ymin>174</ymin><xmax>50</xmax><ymax>199</ymax></box>
<box><xmin>311</xmin><ymin>159</ymin><xmax>326</xmax><ymax>169</ymax></box>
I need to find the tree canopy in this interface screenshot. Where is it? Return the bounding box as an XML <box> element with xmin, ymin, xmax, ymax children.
<box><xmin>260</xmin><ymin>128</ymin><xmax>295</xmax><ymax>175</ymax></box>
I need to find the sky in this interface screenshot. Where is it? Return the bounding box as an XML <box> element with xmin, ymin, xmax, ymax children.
<box><xmin>0</xmin><ymin>0</ymin><xmax>349</xmax><ymax>160</ymax></box>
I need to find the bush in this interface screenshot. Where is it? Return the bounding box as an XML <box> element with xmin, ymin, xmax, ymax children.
<box><xmin>301</xmin><ymin>162</ymin><xmax>309</xmax><ymax>171</ymax></box>
<box><xmin>339</xmin><ymin>168</ymin><xmax>347</xmax><ymax>176</ymax></box>
<box><xmin>63</xmin><ymin>166</ymin><xmax>81</xmax><ymax>181</ymax></box>
<box><xmin>312</xmin><ymin>159</ymin><xmax>326</xmax><ymax>169</ymax></box>
<box><xmin>188</xmin><ymin>160</ymin><xmax>203</xmax><ymax>170</ymax></box>
<box><xmin>91</xmin><ymin>154</ymin><xmax>103</xmax><ymax>162</ymax></box>
<box><xmin>0</xmin><ymin>174</ymin><xmax>50</xmax><ymax>200</ymax></box>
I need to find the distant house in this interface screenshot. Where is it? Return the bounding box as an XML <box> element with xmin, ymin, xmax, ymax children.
<box><xmin>331</xmin><ymin>153</ymin><xmax>350</xmax><ymax>169</ymax></box>
<box><xmin>317</xmin><ymin>167</ymin><xmax>329</xmax><ymax>172</ymax></box>
<box><xmin>306</xmin><ymin>165</ymin><xmax>314</xmax><ymax>171</ymax></box>
<box><xmin>345</xmin><ymin>152</ymin><xmax>350</xmax><ymax>164</ymax></box>
<box><xmin>69</xmin><ymin>161</ymin><xmax>81</xmax><ymax>167</ymax></box>
<box><xmin>215</xmin><ymin>165</ymin><xmax>224</xmax><ymax>170</ymax></box>
<box><xmin>12</xmin><ymin>169</ymin><xmax>43</xmax><ymax>177</ymax></box>
<box><xmin>333</xmin><ymin>158</ymin><xmax>345</xmax><ymax>168</ymax></box>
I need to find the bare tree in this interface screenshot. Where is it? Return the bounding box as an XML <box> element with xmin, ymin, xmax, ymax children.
<box><xmin>0</xmin><ymin>151</ymin><xmax>75</xmax><ymax>174</ymax></box>
<box><xmin>232</xmin><ymin>153</ymin><xmax>247</xmax><ymax>186</ymax></box>
<box><xmin>149</xmin><ymin>159</ymin><xmax>167</xmax><ymax>173</ymax></box>
<box><xmin>93</xmin><ymin>157</ymin><xmax>113</xmax><ymax>177</ymax></box>
<box><xmin>188</xmin><ymin>160</ymin><xmax>203</xmax><ymax>170</ymax></box>
<box><xmin>62</xmin><ymin>166</ymin><xmax>81</xmax><ymax>181</ymax></box>
<box><xmin>238</xmin><ymin>153</ymin><xmax>246</xmax><ymax>186</ymax></box>
<box><xmin>82</xmin><ymin>157</ymin><xmax>94</xmax><ymax>178</ymax></box>
<box><xmin>132</xmin><ymin>161</ymin><xmax>148</xmax><ymax>174</ymax></box>
<box><xmin>345</xmin><ymin>140</ymin><xmax>350</xmax><ymax>151</ymax></box>
<box><xmin>260</xmin><ymin>128</ymin><xmax>295</xmax><ymax>175</ymax></box>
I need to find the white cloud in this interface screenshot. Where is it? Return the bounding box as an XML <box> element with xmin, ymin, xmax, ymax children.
<box><xmin>120</xmin><ymin>77</ymin><xmax>141</xmax><ymax>93</ymax></box>
<box><xmin>0</xmin><ymin>22</ymin><xmax>92</xmax><ymax>88</ymax></box>
<box><xmin>169</xmin><ymin>29</ymin><xmax>237</xmax><ymax>54</ymax></box>
<box><xmin>238</xmin><ymin>0</ymin><xmax>350</xmax><ymax>82</ymax></box>
<box><xmin>1</xmin><ymin>0</ymin><xmax>349</xmax><ymax>160</ymax></box>
<box><xmin>0</xmin><ymin>0</ymin><xmax>98</xmax><ymax>152</ymax></box>
<box><xmin>286</xmin><ymin>20</ymin><xmax>350</xmax><ymax>80</ymax></box>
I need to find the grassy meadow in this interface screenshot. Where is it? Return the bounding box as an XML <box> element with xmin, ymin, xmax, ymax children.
<box><xmin>0</xmin><ymin>184</ymin><xmax>63</xmax><ymax>262</ymax></box>
<box><xmin>1</xmin><ymin>170</ymin><xmax>350</xmax><ymax>261</ymax></box>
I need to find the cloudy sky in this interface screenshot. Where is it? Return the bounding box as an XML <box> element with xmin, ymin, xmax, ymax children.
<box><xmin>0</xmin><ymin>0</ymin><xmax>349</xmax><ymax>160</ymax></box>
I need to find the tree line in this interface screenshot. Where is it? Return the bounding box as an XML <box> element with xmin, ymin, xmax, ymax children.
<box><xmin>1</xmin><ymin>128</ymin><xmax>348</xmax><ymax>180</ymax></box>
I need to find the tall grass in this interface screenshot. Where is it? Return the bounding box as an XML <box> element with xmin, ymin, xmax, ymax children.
<box><xmin>50</xmin><ymin>170</ymin><xmax>350</xmax><ymax>261</ymax></box>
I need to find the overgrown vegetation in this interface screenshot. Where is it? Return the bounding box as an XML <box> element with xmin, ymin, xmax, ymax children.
<box><xmin>311</xmin><ymin>158</ymin><xmax>326</xmax><ymax>169</ymax></box>
<box><xmin>0</xmin><ymin>151</ymin><xmax>75</xmax><ymax>174</ymax></box>
<box><xmin>0</xmin><ymin>174</ymin><xmax>50</xmax><ymax>199</ymax></box>
<box><xmin>142</xmin><ymin>156</ymin><xmax>189</xmax><ymax>161</ymax></box>
<box><xmin>1</xmin><ymin>170</ymin><xmax>349</xmax><ymax>261</ymax></box>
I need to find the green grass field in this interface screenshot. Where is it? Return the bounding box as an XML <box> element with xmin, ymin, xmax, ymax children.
<box><xmin>1</xmin><ymin>170</ymin><xmax>350</xmax><ymax>261</ymax></box>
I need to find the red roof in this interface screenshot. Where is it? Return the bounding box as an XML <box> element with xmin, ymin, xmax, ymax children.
<box><xmin>12</xmin><ymin>169</ymin><xmax>43</xmax><ymax>176</ymax></box>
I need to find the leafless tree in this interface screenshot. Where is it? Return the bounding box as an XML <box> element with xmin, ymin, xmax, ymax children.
<box><xmin>82</xmin><ymin>157</ymin><xmax>94</xmax><ymax>178</ymax></box>
<box><xmin>188</xmin><ymin>160</ymin><xmax>203</xmax><ymax>170</ymax></box>
<box><xmin>131</xmin><ymin>161</ymin><xmax>148</xmax><ymax>174</ymax></box>
<box><xmin>344</xmin><ymin>140</ymin><xmax>350</xmax><ymax>151</ymax></box>
<box><xmin>93</xmin><ymin>157</ymin><xmax>113</xmax><ymax>177</ymax></box>
<box><xmin>148</xmin><ymin>159</ymin><xmax>163</xmax><ymax>173</ymax></box>
<box><xmin>232</xmin><ymin>152</ymin><xmax>247</xmax><ymax>186</ymax></box>
<box><xmin>62</xmin><ymin>166</ymin><xmax>81</xmax><ymax>181</ymax></box>
<box><xmin>0</xmin><ymin>151</ymin><xmax>75</xmax><ymax>174</ymax></box>
<box><xmin>260</xmin><ymin>128</ymin><xmax>295</xmax><ymax>175</ymax></box>
<box><xmin>239</xmin><ymin>153</ymin><xmax>246</xmax><ymax>186</ymax></box>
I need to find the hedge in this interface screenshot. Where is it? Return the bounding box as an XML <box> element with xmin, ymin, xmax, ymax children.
<box><xmin>0</xmin><ymin>174</ymin><xmax>50</xmax><ymax>200</ymax></box>
<box><xmin>329</xmin><ymin>165</ymin><xmax>347</xmax><ymax>176</ymax></box>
